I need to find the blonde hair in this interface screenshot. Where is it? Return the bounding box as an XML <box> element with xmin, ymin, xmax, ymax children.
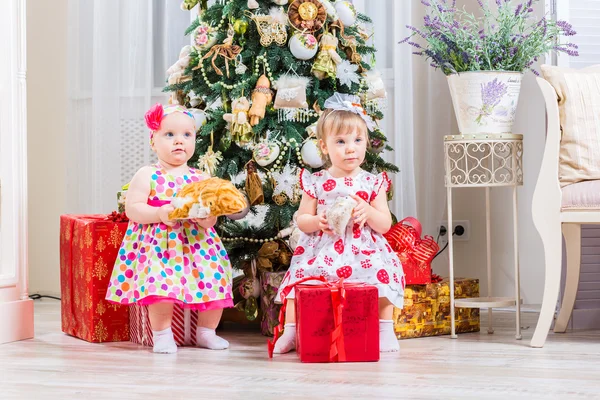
<box><xmin>316</xmin><ymin>109</ymin><xmax>370</xmax><ymax>167</ymax></box>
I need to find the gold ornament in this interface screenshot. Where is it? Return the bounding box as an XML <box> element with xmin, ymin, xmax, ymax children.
<box><xmin>197</xmin><ymin>131</ymin><xmax>223</xmax><ymax>176</ymax></box>
<box><xmin>247</xmin><ymin>12</ymin><xmax>287</xmax><ymax>47</ymax></box>
<box><xmin>273</xmin><ymin>193</ymin><xmax>287</xmax><ymax>206</ymax></box>
<box><xmin>288</xmin><ymin>0</ymin><xmax>326</xmax><ymax>32</ymax></box>
<box><xmin>299</xmin><ymin>2</ymin><xmax>318</xmax><ymax>20</ymax></box>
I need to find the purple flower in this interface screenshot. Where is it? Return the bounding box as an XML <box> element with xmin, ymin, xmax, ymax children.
<box><xmin>476</xmin><ymin>78</ymin><xmax>508</xmax><ymax>124</ymax></box>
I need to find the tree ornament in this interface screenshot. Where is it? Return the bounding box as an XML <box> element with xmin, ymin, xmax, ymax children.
<box><xmin>245</xmin><ymin>161</ymin><xmax>264</xmax><ymax>206</ymax></box>
<box><xmin>233</xmin><ymin>18</ymin><xmax>249</xmax><ymax>35</ymax></box>
<box><xmin>317</xmin><ymin>0</ymin><xmax>337</xmax><ymax>21</ymax></box>
<box><xmin>363</xmin><ymin>69</ymin><xmax>387</xmax><ymax>100</ymax></box>
<box><xmin>234</xmin><ymin>54</ymin><xmax>248</xmax><ymax>75</ymax></box>
<box><xmin>336</xmin><ymin>59</ymin><xmax>360</xmax><ymax>88</ymax></box>
<box><xmin>301</xmin><ymin>139</ymin><xmax>324</xmax><ymax>168</ymax></box>
<box><xmin>253</xmin><ymin>140</ymin><xmax>281</xmax><ymax>167</ymax></box>
<box><xmin>248</xmin><ymin>11</ymin><xmax>288</xmax><ymax>47</ymax></box>
<box><xmin>199</xmin><ymin>24</ymin><xmax>241</xmax><ymax>78</ymax></box>
<box><xmin>189</xmin><ymin>108</ymin><xmax>207</xmax><ymax>129</ymax></box>
<box><xmin>273</xmin><ymin>73</ymin><xmax>311</xmax><ymax>121</ymax></box>
<box><xmin>249</xmin><ymin>74</ymin><xmax>273</xmax><ymax>126</ymax></box>
<box><xmin>271</xmin><ymin>0</ymin><xmax>288</xmax><ymax>4</ymax></box>
<box><xmin>196</xmin><ymin>131</ymin><xmax>223</xmax><ymax>176</ymax></box>
<box><xmin>335</xmin><ymin>0</ymin><xmax>357</xmax><ymax>26</ymax></box>
<box><xmin>223</xmin><ymin>96</ymin><xmax>254</xmax><ymax>147</ymax></box>
<box><xmin>194</xmin><ymin>23</ymin><xmax>218</xmax><ymax>51</ymax></box>
<box><xmin>247</xmin><ymin>0</ymin><xmax>259</xmax><ymax>9</ymax></box>
<box><xmin>288</xmin><ymin>32</ymin><xmax>319</xmax><ymax>60</ymax></box>
<box><xmin>271</xmin><ymin>164</ymin><xmax>299</xmax><ymax>201</ymax></box>
<box><xmin>288</xmin><ymin>0</ymin><xmax>327</xmax><ymax>32</ymax></box>
<box><xmin>166</xmin><ymin>45</ymin><xmax>193</xmax><ymax>85</ymax></box>
<box><xmin>311</xmin><ymin>32</ymin><xmax>342</xmax><ymax>80</ymax></box>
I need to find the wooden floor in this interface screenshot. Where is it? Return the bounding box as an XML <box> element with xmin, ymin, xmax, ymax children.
<box><xmin>2</xmin><ymin>301</ymin><xmax>600</xmax><ymax>400</ymax></box>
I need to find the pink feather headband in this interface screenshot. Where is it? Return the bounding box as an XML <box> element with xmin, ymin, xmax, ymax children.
<box><xmin>145</xmin><ymin>103</ymin><xmax>195</xmax><ymax>142</ymax></box>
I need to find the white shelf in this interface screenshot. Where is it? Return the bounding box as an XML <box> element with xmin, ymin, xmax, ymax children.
<box><xmin>455</xmin><ymin>297</ymin><xmax>523</xmax><ymax>309</ymax></box>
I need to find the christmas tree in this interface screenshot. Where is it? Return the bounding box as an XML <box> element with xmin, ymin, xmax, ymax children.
<box><xmin>166</xmin><ymin>0</ymin><xmax>398</xmax><ymax>320</ymax></box>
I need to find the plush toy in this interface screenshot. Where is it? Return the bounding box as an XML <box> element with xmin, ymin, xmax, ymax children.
<box><xmin>166</xmin><ymin>45</ymin><xmax>193</xmax><ymax>85</ymax></box>
<box><xmin>249</xmin><ymin>74</ymin><xmax>273</xmax><ymax>126</ymax></box>
<box><xmin>223</xmin><ymin>96</ymin><xmax>253</xmax><ymax>146</ymax></box>
<box><xmin>169</xmin><ymin>177</ymin><xmax>248</xmax><ymax>220</ymax></box>
<box><xmin>311</xmin><ymin>32</ymin><xmax>342</xmax><ymax>80</ymax></box>
<box><xmin>326</xmin><ymin>196</ymin><xmax>357</xmax><ymax>236</ymax></box>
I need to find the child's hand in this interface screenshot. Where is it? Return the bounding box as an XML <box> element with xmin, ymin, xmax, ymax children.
<box><xmin>318</xmin><ymin>212</ymin><xmax>334</xmax><ymax>236</ymax></box>
<box><xmin>193</xmin><ymin>215</ymin><xmax>217</xmax><ymax>230</ymax></box>
<box><xmin>157</xmin><ymin>204</ymin><xmax>176</xmax><ymax>227</ymax></box>
<box><xmin>350</xmin><ymin>194</ymin><xmax>373</xmax><ymax>229</ymax></box>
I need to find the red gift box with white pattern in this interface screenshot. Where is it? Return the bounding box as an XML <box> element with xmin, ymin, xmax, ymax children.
<box><xmin>295</xmin><ymin>284</ymin><xmax>379</xmax><ymax>363</ymax></box>
<box><xmin>59</xmin><ymin>214</ymin><xmax>129</xmax><ymax>342</ymax></box>
<box><xmin>129</xmin><ymin>304</ymin><xmax>198</xmax><ymax>346</ymax></box>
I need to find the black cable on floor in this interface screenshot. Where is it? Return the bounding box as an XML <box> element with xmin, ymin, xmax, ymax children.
<box><xmin>29</xmin><ymin>294</ymin><xmax>61</xmax><ymax>301</ymax></box>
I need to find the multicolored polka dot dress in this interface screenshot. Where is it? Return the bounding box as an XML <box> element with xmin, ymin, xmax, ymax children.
<box><xmin>105</xmin><ymin>164</ymin><xmax>233</xmax><ymax>312</ymax></box>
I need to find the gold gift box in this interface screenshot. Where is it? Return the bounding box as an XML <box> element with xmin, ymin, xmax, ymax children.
<box><xmin>393</xmin><ymin>278</ymin><xmax>480</xmax><ymax>339</ymax></box>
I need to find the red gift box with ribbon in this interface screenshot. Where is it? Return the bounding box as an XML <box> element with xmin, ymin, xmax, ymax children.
<box><xmin>268</xmin><ymin>277</ymin><xmax>379</xmax><ymax>363</ymax></box>
<box><xmin>384</xmin><ymin>217</ymin><xmax>439</xmax><ymax>285</ymax></box>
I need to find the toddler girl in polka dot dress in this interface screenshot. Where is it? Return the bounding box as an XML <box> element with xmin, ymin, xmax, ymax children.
<box><xmin>106</xmin><ymin>104</ymin><xmax>233</xmax><ymax>354</ymax></box>
<box><xmin>273</xmin><ymin>93</ymin><xmax>405</xmax><ymax>354</ymax></box>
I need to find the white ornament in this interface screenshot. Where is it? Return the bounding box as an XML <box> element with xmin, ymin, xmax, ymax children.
<box><xmin>271</xmin><ymin>164</ymin><xmax>299</xmax><ymax>199</ymax></box>
<box><xmin>288</xmin><ymin>32</ymin><xmax>319</xmax><ymax>61</ymax></box>
<box><xmin>271</xmin><ymin>0</ymin><xmax>288</xmax><ymax>4</ymax></box>
<box><xmin>337</xmin><ymin>59</ymin><xmax>360</xmax><ymax>88</ymax></box>
<box><xmin>189</xmin><ymin>109</ymin><xmax>208</xmax><ymax>129</ymax></box>
<box><xmin>335</xmin><ymin>1</ymin><xmax>357</xmax><ymax>26</ymax></box>
<box><xmin>301</xmin><ymin>139</ymin><xmax>325</xmax><ymax>168</ymax></box>
<box><xmin>305</xmin><ymin>121</ymin><xmax>318</xmax><ymax>137</ymax></box>
<box><xmin>364</xmin><ymin>69</ymin><xmax>387</xmax><ymax>100</ymax></box>
<box><xmin>288</xmin><ymin>226</ymin><xmax>302</xmax><ymax>251</ymax></box>
<box><xmin>235</xmin><ymin>54</ymin><xmax>248</xmax><ymax>75</ymax></box>
<box><xmin>318</xmin><ymin>0</ymin><xmax>338</xmax><ymax>21</ymax></box>
<box><xmin>253</xmin><ymin>141</ymin><xmax>281</xmax><ymax>167</ymax></box>
<box><xmin>188</xmin><ymin>90</ymin><xmax>203</xmax><ymax>107</ymax></box>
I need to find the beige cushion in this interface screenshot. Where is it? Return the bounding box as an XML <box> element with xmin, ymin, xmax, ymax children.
<box><xmin>541</xmin><ymin>65</ymin><xmax>600</xmax><ymax>187</ymax></box>
<box><xmin>562</xmin><ymin>180</ymin><xmax>600</xmax><ymax>209</ymax></box>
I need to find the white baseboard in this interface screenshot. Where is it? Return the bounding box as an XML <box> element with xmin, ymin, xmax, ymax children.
<box><xmin>0</xmin><ymin>299</ymin><xmax>34</xmax><ymax>344</ymax></box>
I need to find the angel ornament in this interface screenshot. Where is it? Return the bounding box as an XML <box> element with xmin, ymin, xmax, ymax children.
<box><xmin>311</xmin><ymin>32</ymin><xmax>342</xmax><ymax>80</ymax></box>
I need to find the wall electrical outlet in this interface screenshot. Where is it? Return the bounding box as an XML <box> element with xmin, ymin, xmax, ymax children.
<box><xmin>438</xmin><ymin>220</ymin><xmax>471</xmax><ymax>248</ymax></box>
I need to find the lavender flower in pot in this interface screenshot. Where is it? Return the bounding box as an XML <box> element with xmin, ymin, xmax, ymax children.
<box><xmin>402</xmin><ymin>0</ymin><xmax>578</xmax><ymax>134</ymax></box>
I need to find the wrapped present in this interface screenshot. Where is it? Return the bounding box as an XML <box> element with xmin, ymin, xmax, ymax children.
<box><xmin>260</xmin><ymin>270</ymin><xmax>286</xmax><ymax>336</ymax></box>
<box><xmin>292</xmin><ymin>282</ymin><xmax>379</xmax><ymax>363</ymax></box>
<box><xmin>393</xmin><ymin>278</ymin><xmax>480</xmax><ymax>339</ymax></box>
<box><xmin>129</xmin><ymin>304</ymin><xmax>198</xmax><ymax>347</ymax></box>
<box><xmin>384</xmin><ymin>217</ymin><xmax>439</xmax><ymax>285</ymax></box>
<box><xmin>60</xmin><ymin>214</ymin><xmax>129</xmax><ymax>342</ymax></box>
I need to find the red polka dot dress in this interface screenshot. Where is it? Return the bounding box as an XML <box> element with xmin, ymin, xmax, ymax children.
<box><xmin>276</xmin><ymin>168</ymin><xmax>405</xmax><ymax>308</ymax></box>
<box><xmin>105</xmin><ymin>164</ymin><xmax>233</xmax><ymax>311</ymax></box>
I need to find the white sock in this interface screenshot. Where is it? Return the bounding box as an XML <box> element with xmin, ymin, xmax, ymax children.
<box><xmin>273</xmin><ymin>323</ymin><xmax>296</xmax><ymax>354</ymax></box>
<box><xmin>152</xmin><ymin>327</ymin><xmax>177</xmax><ymax>354</ymax></box>
<box><xmin>379</xmin><ymin>319</ymin><xmax>399</xmax><ymax>353</ymax></box>
<box><xmin>196</xmin><ymin>326</ymin><xmax>229</xmax><ymax>350</ymax></box>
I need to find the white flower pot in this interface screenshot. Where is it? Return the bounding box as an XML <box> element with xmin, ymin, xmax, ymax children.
<box><xmin>447</xmin><ymin>71</ymin><xmax>523</xmax><ymax>134</ymax></box>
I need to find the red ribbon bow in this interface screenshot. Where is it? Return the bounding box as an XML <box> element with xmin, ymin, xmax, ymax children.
<box><xmin>384</xmin><ymin>217</ymin><xmax>439</xmax><ymax>276</ymax></box>
<box><xmin>105</xmin><ymin>211</ymin><xmax>129</xmax><ymax>223</ymax></box>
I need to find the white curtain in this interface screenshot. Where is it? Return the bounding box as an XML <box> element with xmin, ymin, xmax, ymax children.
<box><xmin>357</xmin><ymin>1</ymin><xmax>451</xmax><ymax>263</ymax></box>
<box><xmin>66</xmin><ymin>0</ymin><xmax>190</xmax><ymax>213</ymax></box>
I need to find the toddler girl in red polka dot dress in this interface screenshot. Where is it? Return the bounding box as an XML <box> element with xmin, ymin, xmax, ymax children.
<box><xmin>274</xmin><ymin>93</ymin><xmax>405</xmax><ymax>354</ymax></box>
<box><xmin>106</xmin><ymin>104</ymin><xmax>233</xmax><ymax>354</ymax></box>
